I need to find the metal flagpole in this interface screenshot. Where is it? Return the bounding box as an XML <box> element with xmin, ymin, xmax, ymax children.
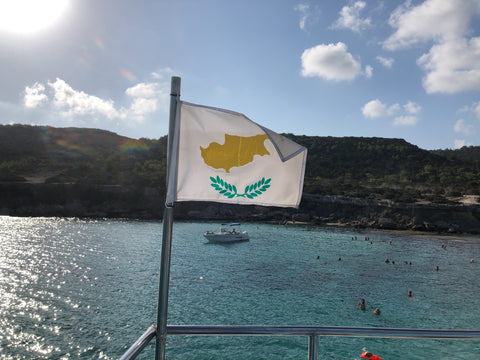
<box><xmin>155</xmin><ymin>76</ymin><xmax>181</xmax><ymax>360</ymax></box>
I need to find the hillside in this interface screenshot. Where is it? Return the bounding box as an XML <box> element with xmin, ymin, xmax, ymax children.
<box><xmin>0</xmin><ymin>124</ymin><xmax>479</xmax><ymax>205</ymax></box>
<box><xmin>432</xmin><ymin>146</ymin><xmax>480</xmax><ymax>164</ymax></box>
<box><xmin>0</xmin><ymin>125</ymin><xmax>167</xmax><ymax>186</ymax></box>
<box><xmin>287</xmin><ymin>134</ymin><xmax>480</xmax><ymax>203</ymax></box>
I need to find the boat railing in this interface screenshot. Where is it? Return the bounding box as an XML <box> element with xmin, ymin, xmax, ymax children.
<box><xmin>119</xmin><ymin>324</ymin><xmax>480</xmax><ymax>359</ymax></box>
<box><xmin>119</xmin><ymin>325</ymin><xmax>156</xmax><ymax>360</ymax></box>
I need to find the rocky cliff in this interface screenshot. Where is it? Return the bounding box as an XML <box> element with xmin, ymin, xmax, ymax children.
<box><xmin>1</xmin><ymin>183</ymin><xmax>479</xmax><ymax>234</ymax></box>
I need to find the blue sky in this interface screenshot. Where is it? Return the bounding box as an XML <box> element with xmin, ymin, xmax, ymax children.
<box><xmin>1</xmin><ymin>0</ymin><xmax>480</xmax><ymax>150</ymax></box>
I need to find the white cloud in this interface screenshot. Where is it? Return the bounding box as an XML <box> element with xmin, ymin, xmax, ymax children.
<box><xmin>454</xmin><ymin>119</ymin><xmax>475</xmax><ymax>135</ymax></box>
<box><xmin>295</xmin><ymin>4</ymin><xmax>310</xmax><ymax>31</ymax></box>
<box><xmin>417</xmin><ymin>38</ymin><xmax>480</xmax><ymax>93</ymax></box>
<box><xmin>331</xmin><ymin>1</ymin><xmax>372</xmax><ymax>33</ymax></box>
<box><xmin>151</xmin><ymin>67</ymin><xmax>174</xmax><ymax>80</ymax></box>
<box><xmin>383</xmin><ymin>0</ymin><xmax>480</xmax><ymax>94</ymax></box>
<box><xmin>454</xmin><ymin>139</ymin><xmax>473</xmax><ymax>149</ymax></box>
<box><xmin>404</xmin><ymin>101</ymin><xmax>421</xmax><ymax>114</ymax></box>
<box><xmin>151</xmin><ymin>72</ymin><xmax>163</xmax><ymax>80</ymax></box>
<box><xmin>48</xmin><ymin>78</ymin><xmax>122</xmax><ymax>120</ymax></box>
<box><xmin>376</xmin><ymin>56</ymin><xmax>394</xmax><ymax>68</ymax></box>
<box><xmin>393</xmin><ymin>115</ymin><xmax>419</xmax><ymax>126</ymax></box>
<box><xmin>363</xmin><ymin>99</ymin><xmax>420</xmax><ymax>126</ymax></box>
<box><xmin>126</xmin><ymin>82</ymin><xmax>159</xmax><ymax>99</ymax></box>
<box><xmin>129</xmin><ymin>97</ymin><xmax>158</xmax><ymax>117</ymax></box>
<box><xmin>125</xmin><ymin>82</ymin><xmax>169</xmax><ymax>122</ymax></box>
<box><xmin>365</xmin><ymin>65</ymin><xmax>373</xmax><ymax>78</ymax></box>
<box><xmin>24</xmin><ymin>83</ymin><xmax>48</xmax><ymax>108</ymax></box>
<box><xmin>454</xmin><ymin>102</ymin><xmax>480</xmax><ymax>136</ymax></box>
<box><xmin>384</xmin><ymin>0</ymin><xmax>478</xmax><ymax>50</ymax></box>
<box><xmin>476</xmin><ymin>102</ymin><xmax>480</xmax><ymax>119</ymax></box>
<box><xmin>23</xmin><ymin>77</ymin><xmax>171</xmax><ymax>126</ymax></box>
<box><xmin>301</xmin><ymin>42</ymin><xmax>362</xmax><ymax>81</ymax></box>
<box><xmin>362</xmin><ymin>99</ymin><xmax>399</xmax><ymax>118</ymax></box>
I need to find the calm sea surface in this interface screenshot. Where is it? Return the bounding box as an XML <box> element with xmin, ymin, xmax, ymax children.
<box><xmin>1</xmin><ymin>217</ymin><xmax>480</xmax><ymax>359</ymax></box>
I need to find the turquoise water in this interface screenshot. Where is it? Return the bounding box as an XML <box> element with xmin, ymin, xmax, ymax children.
<box><xmin>1</xmin><ymin>217</ymin><xmax>480</xmax><ymax>359</ymax></box>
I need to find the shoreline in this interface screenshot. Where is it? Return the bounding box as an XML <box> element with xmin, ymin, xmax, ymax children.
<box><xmin>0</xmin><ymin>182</ymin><xmax>479</xmax><ymax>234</ymax></box>
<box><xmin>2</xmin><ymin>214</ymin><xmax>479</xmax><ymax>241</ymax></box>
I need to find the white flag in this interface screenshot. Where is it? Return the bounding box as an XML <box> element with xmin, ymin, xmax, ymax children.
<box><xmin>166</xmin><ymin>101</ymin><xmax>307</xmax><ymax>208</ymax></box>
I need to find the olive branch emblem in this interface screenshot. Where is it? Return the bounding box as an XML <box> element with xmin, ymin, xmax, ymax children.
<box><xmin>210</xmin><ymin>175</ymin><xmax>271</xmax><ymax>199</ymax></box>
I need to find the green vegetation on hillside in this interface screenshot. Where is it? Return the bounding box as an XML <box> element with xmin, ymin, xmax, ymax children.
<box><xmin>1</xmin><ymin>125</ymin><xmax>479</xmax><ymax>204</ymax></box>
<box><xmin>0</xmin><ymin>125</ymin><xmax>167</xmax><ymax>187</ymax></box>
<box><xmin>286</xmin><ymin>135</ymin><xmax>480</xmax><ymax>203</ymax></box>
<box><xmin>432</xmin><ymin>146</ymin><xmax>480</xmax><ymax>164</ymax></box>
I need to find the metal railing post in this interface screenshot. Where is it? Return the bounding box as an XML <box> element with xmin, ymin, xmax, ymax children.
<box><xmin>155</xmin><ymin>76</ymin><xmax>181</xmax><ymax>360</ymax></box>
<box><xmin>308</xmin><ymin>334</ymin><xmax>318</xmax><ymax>360</ymax></box>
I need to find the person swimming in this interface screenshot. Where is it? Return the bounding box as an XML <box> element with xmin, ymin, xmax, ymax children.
<box><xmin>356</xmin><ymin>298</ymin><xmax>366</xmax><ymax>310</ymax></box>
<box><xmin>373</xmin><ymin>308</ymin><xmax>381</xmax><ymax>315</ymax></box>
<box><xmin>361</xmin><ymin>351</ymin><xmax>382</xmax><ymax>360</ymax></box>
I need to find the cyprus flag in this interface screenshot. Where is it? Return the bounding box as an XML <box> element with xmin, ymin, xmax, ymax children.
<box><xmin>166</xmin><ymin>101</ymin><xmax>307</xmax><ymax>208</ymax></box>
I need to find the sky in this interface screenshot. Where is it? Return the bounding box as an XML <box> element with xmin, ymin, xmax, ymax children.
<box><xmin>1</xmin><ymin>0</ymin><xmax>480</xmax><ymax>150</ymax></box>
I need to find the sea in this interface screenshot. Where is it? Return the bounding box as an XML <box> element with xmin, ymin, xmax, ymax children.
<box><xmin>1</xmin><ymin>216</ymin><xmax>480</xmax><ymax>359</ymax></box>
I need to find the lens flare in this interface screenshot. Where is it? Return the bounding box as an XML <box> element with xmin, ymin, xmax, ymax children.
<box><xmin>120</xmin><ymin>68</ymin><xmax>137</xmax><ymax>82</ymax></box>
<box><xmin>93</xmin><ymin>36</ymin><xmax>104</xmax><ymax>49</ymax></box>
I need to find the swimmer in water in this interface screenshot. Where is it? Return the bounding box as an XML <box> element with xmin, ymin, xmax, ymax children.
<box><xmin>356</xmin><ymin>298</ymin><xmax>366</xmax><ymax>310</ymax></box>
<box><xmin>373</xmin><ymin>308</ymin><xmax>381</xmax><ymax>315</ymax></box>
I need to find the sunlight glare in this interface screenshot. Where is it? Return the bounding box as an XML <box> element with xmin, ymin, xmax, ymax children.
<box><xmin>0</xmin><ymin>0</ymin><xmax>69</xmax><ymax>34</ymax></box>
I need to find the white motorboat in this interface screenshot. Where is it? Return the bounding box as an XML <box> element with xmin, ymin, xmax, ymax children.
<box><xmin>203</xmin><ymin>223</ymin><xmax>249</xmax><ymax>243</ymax></box>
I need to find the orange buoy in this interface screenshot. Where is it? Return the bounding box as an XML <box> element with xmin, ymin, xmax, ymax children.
<box><xmin>361</xmin><ymin>351</ymin><xmax>382</xmax><ymax>360</ymax></box>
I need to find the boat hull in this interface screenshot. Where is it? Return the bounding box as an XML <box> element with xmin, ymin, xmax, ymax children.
<box><xmin>203</xmin><ymin>232</ymin><xmax>249</xmax><ymax>243</ymax></box>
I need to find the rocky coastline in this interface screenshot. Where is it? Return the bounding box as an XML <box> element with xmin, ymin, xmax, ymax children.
<box><xmin>1</xmin><ymin>182</ymin><xmax>479</xmax><ymax>234</ymax></box>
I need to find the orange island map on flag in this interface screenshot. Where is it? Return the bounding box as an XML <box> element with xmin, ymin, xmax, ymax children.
<box><xmin>200</xmin><ymin>134</ymin><xmax>270</xmax><ymax>173</ymax></box>
<box><xmin>167</xmin><ymin>101</ymin><xmax>307</xmax><ymax>208</ymax></box>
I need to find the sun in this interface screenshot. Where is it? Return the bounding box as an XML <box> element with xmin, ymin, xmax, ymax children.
<box><xmin>0</xmin><ymin>0</ymin><xmax>69</xmax><ymax>34</ymax></box>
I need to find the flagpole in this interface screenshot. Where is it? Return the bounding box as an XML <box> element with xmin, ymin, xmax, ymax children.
<box><xmin>155</xmin><ymin>76</ymin><xmax>181</xmax><ymax>360</ymax></box>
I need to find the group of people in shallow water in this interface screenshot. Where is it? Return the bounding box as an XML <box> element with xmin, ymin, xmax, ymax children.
<box><xmin>384</xmin><ymin>258</ymin><xmax>414</xmax><ymax>265</ymax></box>
<box><xmin>355</xmin><ymin>298</ymin><xmax>383</xmax><ymax>315</ymax></box>
<box><xmin>351</xmin><ymin>239</ymin><xmax>477</xmax><ymax>317</ymax></box>
<box><xmin>356</xmin><ymin>290</ymin><xmax>414</xmax><ymax>315</ymax></box>
<box><xmin>351</xmin><ymin>236</ymin><xmax>371</xmax><ymax>241</ymax></box>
